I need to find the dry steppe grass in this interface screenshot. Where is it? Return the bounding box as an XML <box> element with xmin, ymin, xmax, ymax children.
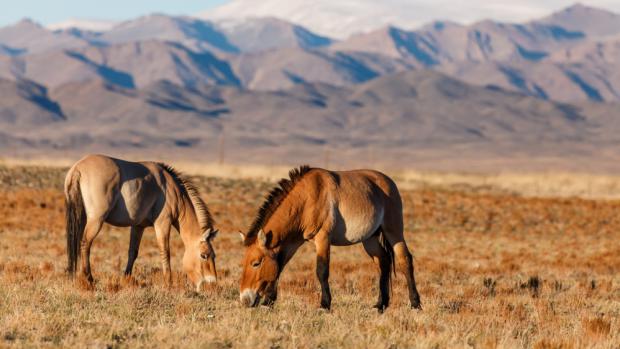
<box><xmin>5</xmin><ymin>156</ymin><xmax>620</xmax><ymax>199</ymax></box>
<box><xmin>0</xmin><ymin>165</ymin><xmax>619</xmax><ymax>348</ymax></box>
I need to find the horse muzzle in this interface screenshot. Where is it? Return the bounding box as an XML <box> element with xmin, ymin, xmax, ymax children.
<box><xmin>240</xmin><ymin>289</ymin><xmax>260</xmax><ymax>307</ymax></box>
<box><xmin>195</xmin><ymin>275</ymin><xmax>217</xmax><ymax>291</ymax></box>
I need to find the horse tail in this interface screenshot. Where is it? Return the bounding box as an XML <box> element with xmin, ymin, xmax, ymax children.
<box><xmin>65</xmin><ymin>169</ymin><xmax>86</xmax><ymax>276</ymax></box>
<box><xmin>377</xmin><ymin>228</ymin><xmax>395</xmax><ymax>293</ymax></box>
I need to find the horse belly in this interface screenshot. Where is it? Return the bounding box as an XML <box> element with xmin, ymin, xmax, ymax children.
<box><xmin>331</xmin><ymin>205</ymin><xmax>384</xmax><ymax>246</ymax></box>
<box><xmin>106</xmin><ymin>179</ymin><xmax>155</xmax><ymax>227</ymax></box>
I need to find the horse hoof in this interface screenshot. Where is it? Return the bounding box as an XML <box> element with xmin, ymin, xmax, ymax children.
<box><xmin>373</xmin><ymin>304</ymin><xmax>387</xmax><ymax>314</ymax></box>
<box><xmin>76</xmin><ymin>277</ymin><xmax>95</xmax><ymax>291</ymax></box>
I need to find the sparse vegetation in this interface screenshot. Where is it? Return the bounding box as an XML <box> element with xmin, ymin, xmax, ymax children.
<box><xmin>0</xmin><ymin>165</ymin><xmax>619</xmax><ymax>348</ymax></box>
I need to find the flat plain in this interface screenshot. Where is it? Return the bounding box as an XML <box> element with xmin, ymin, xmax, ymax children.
<box><xmin>0</xmin><ymin>165</ymin><xmax>619</xmax><ymax>348</ymax></box>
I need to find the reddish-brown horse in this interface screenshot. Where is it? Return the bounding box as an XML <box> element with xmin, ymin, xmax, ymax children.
<box><xmin>239</xmin><ymin>166</ymin><xmax>421</xmax><ymax>312</ymax></box>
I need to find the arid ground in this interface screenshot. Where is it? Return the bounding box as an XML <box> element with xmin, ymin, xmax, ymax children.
<box><xmin>0</xmin><ymin>165</ymin><xmax>619</xmax><ymax>348</ymax></box>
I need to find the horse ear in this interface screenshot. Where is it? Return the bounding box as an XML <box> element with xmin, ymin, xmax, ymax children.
<box><xmin>208</xmin><ymin>229</ymin><xmax>218</xmax><ymax>241</ymax></box>
<box><xmin>239</xmin><ymin>231</ymin><xmax>246</xmax><ymax>244</ymax></box>
<box><xmin>202</xmin><ymin>228</ymin><xmax>217</xmax><ymax>241</ymax></box>
<box><xmin>257</xmin><ymin>229</ymin><xmax>267</xmax><ymax>248</ymax></box>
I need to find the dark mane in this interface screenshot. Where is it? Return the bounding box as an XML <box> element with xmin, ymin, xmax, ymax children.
<box><xmin>158</xmin><ymin>163</ymin><xmax>214</xmax><ymax>231</ymax></box>
<box><xmin>245</xmin><ymin>165</ymin><xmax>313</xmax><ymax>245</ymax></box>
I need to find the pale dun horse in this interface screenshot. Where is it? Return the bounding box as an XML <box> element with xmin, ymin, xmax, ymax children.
<box><xmin>239</xmin><ymin>166</ymin><xmax>421</xmax><ymax>312</ymax></box>
<box><xmin>65</xmin><ymin>154</ymin><xmax>218</xmax><ymax>290</ymax></box>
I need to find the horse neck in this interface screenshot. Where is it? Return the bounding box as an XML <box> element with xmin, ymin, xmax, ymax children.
<box><xmin>264</xmin><ymin>192</ymin><xmax>304</xmax><ymax>247</ymax></box>
<box><xmin>177</xmin><ymin>195</ymin><xmax>202</xmax><ymax>245</ymax></box>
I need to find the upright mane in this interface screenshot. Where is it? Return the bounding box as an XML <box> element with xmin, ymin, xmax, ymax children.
<box><xmin>245</xmin><ymin>165</ymin><xmax>313</xmax><ymax>245</ymax></box>
<box><xmin>159</xmin><ymin>163</ymin><xmax>214</xmax><ymax>231</ymax></box>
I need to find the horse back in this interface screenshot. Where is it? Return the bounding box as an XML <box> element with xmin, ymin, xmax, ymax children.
<box><xmin>304</xmin><ymin>168</ymin><xmax>401</xmax><ymax>245</ymax></box>
<box><xmin>70</xmin><ymin>154</ymin><xmax>163</xmax><ymax>188</ymax></box>
<box><xmin>330</xmin><ymin>169</ymin><xmax>401</xmax><ymax>206</ymax></box>
<box><xmin>68</xmin><ymin>154</ymin><xmax>169</xmax><ymax>227</ymax></box>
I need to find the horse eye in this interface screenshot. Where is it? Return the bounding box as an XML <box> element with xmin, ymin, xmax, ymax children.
<box><xmin>251</xmin><ymin>260</ymin><xmax>262</xmax><ymax>268</ymax></box>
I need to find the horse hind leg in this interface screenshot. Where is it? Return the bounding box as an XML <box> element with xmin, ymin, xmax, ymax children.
<box><xmin>394</xmin><ymin>241</ymin><xmax>421</xmax><ymax>309</ymax></box>
<box><xmin>80</xmin><ymin>218</ymin><xmax>104</xmax><ymax>285</ymax></box>
<box><xmin>362</xmin><ymin>232</ymin><xmax>391</xmax><ymax>313</ymax></box>
<box><xmin>382</xmin><ymin>215</ymin><xmax>422</xmax><ymax>310</ymax></box>
<box><xmin>125</xmin><ymin>226</ymin><xmax>145</xmax><ymax>276</ymax></box>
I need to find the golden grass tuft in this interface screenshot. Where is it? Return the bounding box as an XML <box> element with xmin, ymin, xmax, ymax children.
<box><xmin>582</xmin><ymin>317</ymin><xmax>612</xmax><ymax>339</ymax></box>
<box><xmin>533</xmin><ymin>339</ymin><xmax>574</xmax><ymax>349</ymax></box>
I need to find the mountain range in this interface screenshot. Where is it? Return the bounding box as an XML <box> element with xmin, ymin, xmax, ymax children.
<box><xmin>1</xmin><ymin>4</ymin><xmax>619</xmax><ymax>102</ymax></box>
<box><xmin>1</xmin><ymin>3</ymin><xmax>620</xmax><ymax>171</ymax></box>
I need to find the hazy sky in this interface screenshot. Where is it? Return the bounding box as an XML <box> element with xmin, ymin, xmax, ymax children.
<box><xmin>0</xmin><ymin>0</ymin><xmax>228</xmax><ymax>26</ymax></box>
<box><xmin>0</xmin><ymin>0</ymin><xmax>619</xmax><ymax>27</ymax></box>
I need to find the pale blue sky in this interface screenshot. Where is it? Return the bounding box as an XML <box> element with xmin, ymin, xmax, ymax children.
<box><xmin>0</xmin><ymin>0</ymin><xmax>229</xmax><ymax>26</ymax></box>
<box><xmin>1</xmin><ymin>0</ymin><xmax>619</xmax><ymax>29</ymax></box>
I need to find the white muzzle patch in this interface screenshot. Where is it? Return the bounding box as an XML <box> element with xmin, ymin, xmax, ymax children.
<box><xmin>196</xmin><ymin>276</ymin><xmax>217</xmax><ymax>291</ymax></box>
<box><xmin>240</xmin><ymin>289</ymin><xmax>258</xmax><ymax>307</ymax></box>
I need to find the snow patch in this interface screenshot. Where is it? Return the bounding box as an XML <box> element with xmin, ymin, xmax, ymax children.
<box><xmin>47</xmin><ymin>19</ymin><xmax>119</xmax><ymax>32</ymax></box>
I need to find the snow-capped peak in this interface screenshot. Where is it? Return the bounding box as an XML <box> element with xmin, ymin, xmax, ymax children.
<box><xmin>47</xmin><ymin>19</ymin><xmax>119</xmax><ymax>32</ymax></box>
<box><xmin>199</xmin><ymin>0</ymin><xmax>620</xmax><ymax>40</ymax></box>
<box><xmin>198</xmin><ymin>0</ymin><xmax>422</xmax><ymax>39</ymax></box>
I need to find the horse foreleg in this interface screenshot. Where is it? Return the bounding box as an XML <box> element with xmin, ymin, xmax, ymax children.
<box><xmin>80</xmin><ymin>219</ymin><xmax>103</xmax><ymax>285</ymax></box>
<box><xmin>125</xmin><ymin>226</ymin><xmax>145</xmax><ymax>276</ymax></box>
<box><xmin>314</xmin><ymin>234</ymin><xmax>332</xmax><ymax>310</ymax></box>
<box><xmin>154</xmin><ymin>222</ymin><xmax>172</xmax><ymax>287</ymax></box>
<box><xmin>363</xmin><ymin>235</ymin><xmax>391</xmax><ymax>313</ymax></box>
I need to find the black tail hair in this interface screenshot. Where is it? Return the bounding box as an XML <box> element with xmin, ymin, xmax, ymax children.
<box><xmin>377</xmin><ymin>229</ymin><xmax>396</xmax><ymax>293</ymax></box>
<box><xmin>65</xmin><ymin>171</ymin><xmax>86</xmax><ymax>275</ymax></box>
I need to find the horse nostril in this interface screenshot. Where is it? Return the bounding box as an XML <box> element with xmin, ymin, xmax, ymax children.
<box><xmin>240</xmin><ymin>295</ymin><xmax>251</xmax><ymax>307</ymax></box>
<box><xmin>240</xmin><ymin>290</ymin><xmax>256</xmax><ymax>307</ymax></box>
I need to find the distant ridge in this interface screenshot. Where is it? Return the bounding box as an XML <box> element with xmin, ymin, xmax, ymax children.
<box><xmin>1</xmin><ymin>70</ymin><xmax>619</xmax><ymax>172</ymax></box>
<box><xmin>539</xmin><ymin>3</ymin><xmax>620</xmax><ymax>37</ymax></box>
